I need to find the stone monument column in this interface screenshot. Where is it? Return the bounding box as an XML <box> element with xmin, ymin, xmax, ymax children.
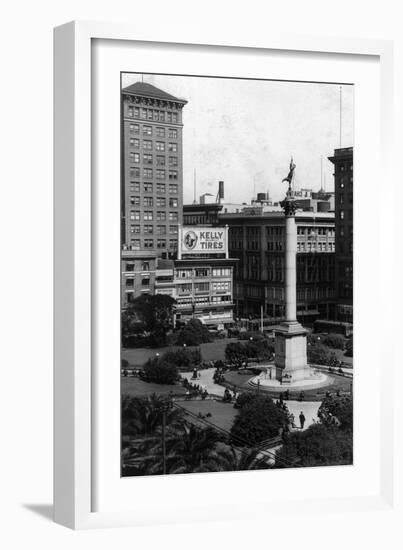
<box><xmin>274</xmin><ymin>159</ymin><xmax>310</xmax><ymax>382</ymax></box>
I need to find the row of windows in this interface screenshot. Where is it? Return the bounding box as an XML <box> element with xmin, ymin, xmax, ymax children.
<box><xmin>130</xmin><ymin>196</ymin><xmax>178</xmax><ymax>208</ymax></box>
<box><xmin>129</xmin><ymin>138</ymin><xmax>178</xmax><ymax>152</ymax></box>
<box><xmin>130</xmin><ymin>211</ymin><xmax>178</xmax><ymax>222</ymax></box>
<box><xmin>129</xmin><ymin>168</ymin><xmax>178</xmax><ymax>180</ymax></box>
<box><xmin>128</xmin><ymin>152</ymin><xmax>178</xmax><ymax>166</ymax></box>
<box><xmin>130</xmin><ymin>238</ymin><xmax>178</xmax><ymax>249</ymax></box>
<box><xmin>130</xmin><ymin>224</ymin><xmax>178</xmax><ymax>235</ymax></box>
<box><xmin>129</xmin><ymin>124</ymin><xmax>178</xmax><ymax>138</ymax></box>
<box><xmin>127</xmin><ymin>107</ymin><xmax>179</xmax><ymax>124</ymax></box>
<box><xmin>129</xmin><ymin>182</ymin><xmax>178</xmax><ymax>194</ymax></box>
<box><xmin>297</xmin><ymin>242</ymin><xmax>335</xmax><ymax>252</ymax></box>
<box><xmin>176</xmin><ymin>282</ymin><xmax>232</xmax><ymax>294</ymax></box>
<box><xmin>125</xmin><ymin>261</ymin><xmax>150</xmax><ymax>272</ymax></box>
<box><xmin>175</xmin><ymin>268</ymin><xmax>232</xmax><ymax>279</ymax></box>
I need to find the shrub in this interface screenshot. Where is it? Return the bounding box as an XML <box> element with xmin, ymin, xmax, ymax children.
<box><xmin>275</xmin><ymin>424</ymin><xmax>353</xmax><ymax>468</ymax></box>
<box><xmin>308</xmin><ymin>343</ymin><xmax>338</xmax><ymax>366</ymax></box>
<box><xmin>230</xmin><ymin>395</ymin><xmax>288</xmax><ymax>446</ymax></box>
<box><xmin>322</xmin><ymin>333</ymin><xmax>346</xmax><ymax>350</ymax></box>
<box><xmin>318</xmin><ymin>396</ymin><xmax>353</xmax><ymax>431</ymax></box>
<box><xmin>143</xmin><ymin>356</ymin><xmax>179</xmax><ymax>385</ymax></box>
<box><xmin>173</xmin><ymin>318</ymin><xmax>212</xmax><ymax>346</ymax></box>
<box><xmin>239</xmin><ymin>331</ymin><xmax>266</xmax><ymax>341</ymax></box>
<box><xmin>225</xmin><ymin>342</ymin><xmax>249</xmax><ymax>367</ymax></box>
<box><xmin>163</xmin><ymin>348</ymin><xmax>201</xmax><ymax>369</ymax></box>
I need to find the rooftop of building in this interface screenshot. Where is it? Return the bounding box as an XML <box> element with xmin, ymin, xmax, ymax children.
<box><xmin>121</xmin><ymin>81</ymin><xmax>187</xmax><ymax>104</ymax></box>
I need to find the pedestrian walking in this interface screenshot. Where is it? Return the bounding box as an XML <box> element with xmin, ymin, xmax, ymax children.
<box><xmin>299</xmin><ymin>411</ymin><xmax>306</xmax><ymax>429</ymax></box>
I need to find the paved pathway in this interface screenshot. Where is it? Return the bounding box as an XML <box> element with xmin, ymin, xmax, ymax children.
<box><xmin>181</xmin><ymin>368</ymin><xmax>320</xmax><ymax>431</ymax></box>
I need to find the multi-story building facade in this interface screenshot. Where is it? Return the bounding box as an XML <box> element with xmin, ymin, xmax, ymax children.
<box><xmin>328</xmin><ymin>147</ymin><xmax>353</xmax><ymax>323</ymax></box>
<box><xmin>121</xmin><ymin>82</ymin><xmax>187</xmax><ymax>306</ymax></box>
<box><xmin>219</xmin><ymin>210</ymin><xmax>336</xmax><ymax>323</ymax></box>
<box><xmin>154</xmin><ymin>226</ymin><xmax>237</xmax><ymax>328</ymax></box>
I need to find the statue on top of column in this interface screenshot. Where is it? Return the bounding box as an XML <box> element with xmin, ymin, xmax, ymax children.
<box><xmin>282</xmin><ymin>157</ymin><xmax>296</xmax><ymax>189</ymax></box>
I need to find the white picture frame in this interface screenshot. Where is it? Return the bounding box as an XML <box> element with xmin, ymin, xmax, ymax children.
<box><xmin>54</xmin><ymin>21</ymin><xmax>397</xmax><ymax>530</ymax></box>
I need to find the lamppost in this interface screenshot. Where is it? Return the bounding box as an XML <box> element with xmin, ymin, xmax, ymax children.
<box><xmin>158</xmin><ymin>398</ymin><xmax>173</xmax><ymax>475</ymax></box>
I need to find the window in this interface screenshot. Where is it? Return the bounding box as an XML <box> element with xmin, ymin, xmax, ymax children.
<box><xmin>156</xmin><ymin>127</ymin><xmax>165</xmax><ymax>137</ymax></box>
<box><xmin>143</xmin><ymin>168</ymin><xmax>153</xmax><ymax>178</ymax></box>
<box><xmin>126</xmin><ymin>263</ymin><xmax>134</xmax><ymax>271</ymax></box>
<box><xmin>156</xmin><ymin>197</ymin><xmax>166</xmax><ymax>207</ymax></box>
<box><xmin>130</xmin><ymin>224</ymin><xmax>140</xmax><ymax>233</ymax></box>
<box><xmin>129</xmin><ymin>152</ymin><xmax>140</xmax><ymax>163</ymax></box>
<box><xmin>130</xmin><ymin>211</ymin><xmax>140</xmax><ymax>221</ymax></box>
<box><xmin>130</xmin><ymin>196</ymin><xmax>140</xmax><ymax>206</ymax></box>
<box><xmin>169</xmin><ymin>239</ymin><xmax>178</xmax><ymax>249</ymax></box>
<box><xmin>172</xmin><ymin>113</ymin><xmax>178</xmax><ymax>123</ymax></box>
<box><xmin>195</xmin><ymin>268</ymin><xmax>209</xmax><ymax>277</ymax></box>
<box><xmin>144</xmin><ymin>211</ymin><xmax>153</xmax><ymax>221</ymax></box>
<box><xmin>144</xmin><ymin>225</ymin><xmax>153</xmax><ymax>234</ymax></box>
<box><xmin>143</xmin><ymin>140</ymin><xmax>152</xmax><ymax>150</ymax></box>
<box><xmin>157</xmin><ymin>239</ymin><xmax>166</xmax><ymax>249</ymax></box>
<box><xmin>169</xmin><ymin>198</ymin><xmax>178</xmax><ymax>208</ymax></box>
<box><xmin>130</xmin><ymin>181</ymin><xmax>140</xmax><ymax>193</ymax></box>
<box><xmin>143</xmin><ymin>125</ymin><xmax>152</xmax><ymax>135</ymax></box>
<box><xmin>169</xmin><ymin>212</ymin><xmax>178</xmax><ymax>221</ymax></box>
<box><xmin>157</xmin><ymin>225</ymin><xmax>166</xmax><ymax>235</ymax></box>
<box><xmin>157</xmin><ymin>156</ymin><xmax>165</xmax><ymax>166</ymax></box>
<box><xmin>143</xmin><ymin>154</ymin><xmax>153</xmax><ymax>164</ymax></box>
<box><xmin>169</xmin><ymin>183</ymin><xmax>178</xmax><ymax>194</ymax></box>
<box><xmin>129</xmin><ymin>138</ymin><xmax>139</xmax><ymax>148</ymax></box>
<box><xmin>156</xmin><ymin>169</ymin><xmax>166</xmax><ymax>179</ymax></box>
<box><xmin>143</xmin><ymin>182</ymin><xmax>153</xmax><ymax>193</ymax></box>
<box><xmin>168</xmin><ymin>128</ymin><xmax>177</xmax><ymax>138</ymax></box>
<box><xmin>168</xmin><ymin>143</ymin><xmax>178</xmax><ymax>152</ymax></box>
<box><xmin>169</xmin><ymin>225</ymin><xmax>178</xmax><ymax>234</ymax></box>
<box><xmin>131</xmin><ymin>239</ymin><xmax>140</xmax><ymax>248</ymax></box>
<box><xmin>126</xmin><ymin>278</ymin><xmax>134</xmax><ymax>288</ymax></box>
<box><xmin>169</xmin><ymin>171</ymin><xmax>178</xmax><ymax>180</ymax></box>
<box><xmin>144</xmin><ymin>239</ymin><xmax>154</xmax><ymax>249</ymax></box>
<box><xmin>157</xmin><ymin>183</ymin><xmax>166</xmax><ymax>193</ymax></box>
<box><xmin>129</xmin><ymin>123</ymin><xmax>139</xmax><ymax>134</ymax></box>
<box><xmin>147</xmin><ymin>109</ymin><xmax>153</xmax><ymax>120</ymax></box>
<box><xmin>141</xmin><ymin>108</ymin><xmax>147</xmax><ymax>119</ymax></box>
<box><xmin>156</xmin><ymin>141</ymin><xmax>165</xmax><ymax>151</ymax></box>
<box><xmin>169</xmin><ymin>156</ymin><xmax>178</xmax><ymax>166</ymax></box>
<box><xmin>128</xmin><ymin>106</ymin><xmax>134</xmax><ymax>117</ymax></box>
<box><xmin>340</xmin><ymin>211</ymin><xmax>345</xmax><ymax>220</ymax></box>
<box><xmin>157</xmin><ymin>211</ymin><xmax>166</xmax><ymax>221</ymax></box>
<box><xmin>129</xmin><ymin>167</ymin><xmax>140</xmax><ymax>178</ymax></box>
<box><xmin>143</xmin><ymin>197</ymin><xmax>153</xmax><ymax>207</ymax></box>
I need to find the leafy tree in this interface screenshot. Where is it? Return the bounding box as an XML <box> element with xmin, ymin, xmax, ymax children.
<box><xmin>163</xmin><ymin>348</ymin><xmax>201</xmax><ymax>369</ymax></box>
<box><xmin>308</xmin><ymin>343</ymin><xmax>338</xmax><ymax>366</ymax></box>
<box><xmin>345</xmin><ymin>338</ymin><xmax>353</xmax><ymax>357</ymax></box>
<box><xmin>318</xmin><ymin>396</ymin><xmax>353</xmax><ymax>432</ymax></box>
<box><xmin>275</xmin><ymin>424</ymin><xmax>353</xmax><ymax>468</ymax></box>
<box><xmin>143</xmin><ymin>356</ymin><xmax>179</xmax><ymax>385</ymax></box>
<box><xmin>230</xmin><ymin>395</ymin><xmax>288</xmax><ymax>446</ymax></box>
<box><xmin>322</xmin><ymin>333</ymin><xmax>346</xmax><ymax>350</ymax></box>
<box><xmin>122</xmin><ymin>294</ymin><xmax>176</xmax><ymax>347</ymax></box>
<box><xmin>173</xmin><ymin>318</ymin><xmax>212</xmax><ymax>346</ymax></box>
<box><xmin>218</xmin><ymin>446</ymin><xmax>271</xmax><ymax>471</ymax></box>
<box><xmin>225</xmin><ymin>341</ymin><xmax>249</xmax><ymax>368</ymax></box>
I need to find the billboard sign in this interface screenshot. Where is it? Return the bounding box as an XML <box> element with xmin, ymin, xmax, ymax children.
<box><xmin>180</xmin><ymin>226</ymin><xmax>228</xmax><ymax>256</ymax></box>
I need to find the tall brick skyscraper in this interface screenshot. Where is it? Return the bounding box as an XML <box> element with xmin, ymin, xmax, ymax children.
<box><xmin>121</xmin><ymin>81</ymin><xmax>187</xmax><ymax>304</ymax></box>
<box><xmin>328</xmin><ymin>146</ymin><xmax>353</xmax><ymax>323</ymax></box>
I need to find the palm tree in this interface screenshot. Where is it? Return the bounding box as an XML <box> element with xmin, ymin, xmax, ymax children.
<box><xmin>217</xmin><ymin>446</ymin><xmax>272</xmax><ymax>471</ymax></box>
<box><xmin>122</xmin><ymin>393</ymin><xmax>182</xmax><ymax>437</ymax></box>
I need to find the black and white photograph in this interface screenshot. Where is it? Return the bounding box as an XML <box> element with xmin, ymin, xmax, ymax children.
<box><xmin>120</xmin><ymin>72</ymin><xmax>354</xmax><ymax>476</ymax></box>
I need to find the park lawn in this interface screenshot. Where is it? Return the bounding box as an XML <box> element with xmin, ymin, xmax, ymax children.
<box><xmin>121</xmin><ymin>338</ymin><xmax>237</xmax><ymax>367</ymax></box>
<box><xmin>177</xmin><ymin>399</ymin><xmax>238</xmax><ymax>433</ymax></box>
<box><xmin>121</xmin><ymin>376</ymin><xmax>187</xmax><ymax>398</ymax></box>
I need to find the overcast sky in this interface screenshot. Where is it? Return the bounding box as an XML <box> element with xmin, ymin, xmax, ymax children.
<box><xmin>122</xmin><ymin>73</ymin><xmax>353</xmax><ymax>204</ymax></box>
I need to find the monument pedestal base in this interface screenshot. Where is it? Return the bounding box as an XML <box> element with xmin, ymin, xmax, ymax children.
<box><xmin>274</xmin><ymin>321</ymin><xmax>311</xmax><ymax>382</ymax></box>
